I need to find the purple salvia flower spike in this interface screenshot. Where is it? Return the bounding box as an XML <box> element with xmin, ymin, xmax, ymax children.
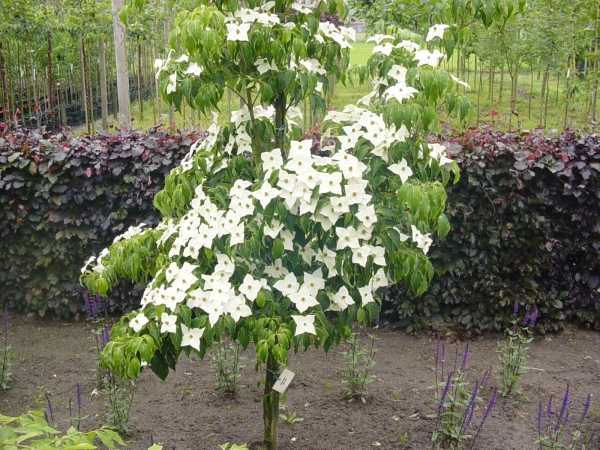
<box><xmin>95</xmin><ymin>293</ymin><xmax>102</xmax><ymax>316</ymax></box>
<box><xmin>546</xmin><ymin>394</ymin><xmax>553</xmax><ymax>420</ymax></box>
<box><xmin>555</xmin><ymin>384</ymin><xmax>570</xmax><ymax>430</ymax></box>
<box><xmin>83</xmin><ymin>293</ymin><xmax>91</xmax><ymax>318</ymax></box>
<box><xmin>461</xmin><ymin>381</ymin><xmax>479</xmax><ymax>434</ymax></box>
<box><xmin>562</xmin><ymin>409</ymin><xmax>569</xmax><ymax>428</ymax></box>
<box><xmin>580</xmin><ymin>394</ymin><xmax>591</xmax><ymax>423</ymax></box>
<box><xmin>101</xmin><ymin>325</ymin><xmax>110</xmax><ymax>348</ymax></box>
<box><xmin>91</xmin><ymin>297</ymin><xmax>98</xmax><ymax>318</ymax></box>
<box><xmin>523</xmin><ymin>307</ymin><xmax>530</xmax><ymax>327</ymax></box>
<box><xmin>530</xmin><ymin>308</ymin><xmax>538</xmax><ymax>329</ymax></box>
<box><xmin>439</xmin><ymin>372</ymin><xmax>453</xmax><ymax>410</ymax></box>
<box><xmin>481</xmin><ymin>366</ymin><xmax>492</xmax><ymax>386</ymax></box>
<box><xmin>483</xmin><ymin>387</ymin><xmax>497</xmax><ymax>422</ymax></box>
<box><xmin>513</xmin><ymin>299</ymin><xmax>519</xmax><ymax>317</ymax></box>
<box><xmin>460</xmin><ymin>343</ymin><xmax>469</xmax><ymax>372</ymax></box>
<box><xmin>373</xmin><ymin>313</ymin><xmax>380</xmax><ymax>326</ymax></box>
<box><xmin>45</xmin><ymin>393</ymin><xmax>54</xmax><ymax>425</ymax></box>
<box><xmin>470</xmin><ymin>388</ymin><xmax>498</xmax><ymax>449</ymax></box>
<box><xmin>76</xmin><ymin>382</ymin><xmax>82</xmax><ymax>411</ymax></box>
<box><xmin>440</xmin><ymin>344</ymin><xmax>446</xmax><ymax>377</ymax></box>
<box><xmin>537</xmin><ymin>400</ymin><xmax>543</xmax><ymax>432</ymax></box>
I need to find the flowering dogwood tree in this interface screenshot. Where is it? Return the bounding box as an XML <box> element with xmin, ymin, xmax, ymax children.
<box><xmin>81</xmin><ymin>0</ymin><xmax>468</xmax><ymax>447</ymax></box>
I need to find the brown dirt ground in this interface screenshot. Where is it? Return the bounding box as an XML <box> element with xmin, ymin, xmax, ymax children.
<box><xmin>1</xmin><ymin>314</ymin><xmax>599</xmax><ymax>450</ymax></box>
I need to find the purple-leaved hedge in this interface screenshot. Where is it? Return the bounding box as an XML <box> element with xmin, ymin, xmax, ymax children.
<box><xmin>385</xmin><ymin>127</ymin><xmax>600</xmax><ymax>332</ymax></box>
<box><xmin>1</xmin><ymin>126</ymin><xmax>599</xmax><ymax>331</ymax></box>
<box><xmin>0</xmin><ymin>127</ymin><xmax>202</xmax><ymax>316</ymax></box>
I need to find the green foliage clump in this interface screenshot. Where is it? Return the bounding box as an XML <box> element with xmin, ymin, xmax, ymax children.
<box><xmin>0</xmin><ymin>410</ymin><xmax>125</xmax><ymax>449</ymax></box>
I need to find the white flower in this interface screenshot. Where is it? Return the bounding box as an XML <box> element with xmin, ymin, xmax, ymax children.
<box><xmin>383</xmin><ymin>83</ymin><xmax>419</xmax><ymax>103</ymax></box>
<box><xmin>226</xmin><ymin>295</ymin><xmax>252</xmax><ymax>322</ymax></box>
<box><xmin>355</xmin><ymin>204</ymin><xmax>377</xmax><ymax>229</ymax></box>
<box><xmin>315</xmin><ymin>247</ymin><xmax>337</xmax><ymax>277</ymax></box>
<box><xmin>264</xmin><ymin>258</ymin><xmax>289</xmax><ymax>278</ymax></box>
<box><xmin>264</xmin><ymin>219</ymin><xmax>284</xmax><ymax>238</ymax></box>
<box><xmin>261</xmin><ymin>149</ymin><xmax>283</xmax><ymax>172</ymax></box>
<box><xmin>426</xmin><ymin>24</ymin><xmax>450</xmax><ymax>42</ymax></box>
<box><xmin>235</xmin><ymin>8</ymin><xmax>260</xmax><ymax>22</ymax></box>
<box><xmin>451</xmin><ymin>75</ymin><xmax>470</xmax><ymax>89</ymax></box>
<box><xmin>367</xmin><ymin>245</ymin><xmax>386</xmax><ymax>266</ymax></box>
<box><xmin>373</xmin><ymin>42</ymin><xmax>394</xmax><ymax>56</ymax></box>
<box><xmin>251</xmin><ymin>182</ymin><xmax>280</xmax><ymax>208</ymax></box>
<box><xmin>274</xmin><ymin>273</ymin><xmax>299</xmax><ymax>297</ymax></box>
<box><xmin>411</xmin><ymin>225</ymin><xmax>425</xmax><ymax>248</ymax></box>
<box><xmin>358</xmin><ymin>286</ymin><xmax>375</xmax><ymax>305</ymax></box>
<box><xmin>289</xmin><ymin>286</ymin><xmax>319</xmax><ymax>312</ymax></box>
<box><xmin>226</xmin><ymin>23</ymin><xmax>251</xmax><ymax>42</ymax></box>
<box><xmin>204</xmin><ymin>299</ymin><xmax>226</xmax><ymax>326</ymax></box>
<box><xmin>130</xmin><ymin>313</ymin><xmax>149</xmax><ymax>332</ymax></box>
<box><xmin>366</xmin><ymin>34</ymin><xmax>395</xmax><ymax>44</ymax></box>
<box><xmin>229</xmin><ymin>222</ymin><xmax>245</xmax><ymax>245</ymax></box>
<box><xmin>387</xmin><ymin>65</ymin><xmax>407</xmax><ymax>83</ymax></box>
<box><xmin>388</xmin><ymin>158</ymin><xmax>413</xmax><ymax>184</ymax></box>
<box><xmin>428</xmin><ymin>143</ymin><xmax>453</xmax><ymax>165</ymax></box>
<box><xmin>239</xmin><ymin>274</ymin><xmax>264</xmax><ymax>301</ymax></box>
<box><xmin>299</xmin><ymin>58</ymin><xmax>326</xmax><ymax>75</ymax></box>
<box><xmin>302</xmin><ymin>268</ymin><xmax>325</xmax><ymax>296</ymax></box>
<box><xmin>160</xmin><ymin>313</ymin><xmax>178</xmax><ymax>334</ymax></box>
<box><xmin>336</xmin><ymin>226</ymin><xmax>360</xmax><ymax>250</ymax></box>
<box><xmin>181</xmin><ymin>324</ymin><xmax>205</xmax><ymax>350</ymax></box>
<box><xmin>330</xmin><ymin>286</ymin><xmax>354</xmax><ymax>310</ymax></box>
<box><xmin>319</xmin><ymin>172</ymin><xmax>343</xmax><ymax>195</ymax></box>
<box><xmin>279</xmin><ymin>229</ymin><xmax>295</xmax><ymax>251</ymax></box>
<box><xmin>183</xmin><ymin>62</ymin><xmax>203</xmax><ymax>76</ymax></box>
<box><xmin>413</xmin><ymin>49</ymin><xmax>445</xmax><ymax>67</ymax></box>
<box><xmin>166</xmin><ymin>73</ymin><xmax>177</xmax><ymax>94</ymax></box>
<box><xmin>292</xmin><ymin>3</ymin><xmax>313</xmax><ymax>14</ymax></box>
<box><xmin>396</xmin><ymin>40</ymin><xmax>420</xmax><ymax>52</ymax></box>
<box><xmin>81</xmin><ymin>256</ymin><xmax>96</xmax><ymax>273</ymax></box>
<box><xmin>352</xmin><ymin>245</ymin><xmax>371</xmax><ymax>267</ymax></box>
<box><xmin>422</xmin><ymin>233</ymin><xmax>433</xmax><ymax>254</ymax></box>
<box><xmin>370</xmin><ymin>268</ymin><xmax>390</xmax><ymax>291</ymax></box>
<box><xmin>254</xmin><ymin>58</ymin><xmax>278</xmax><ymax>74</ymax></box>
<box><xmin>292</xmin><ymin>314</ymin><xmax>316</xmax><ymax>335</ymax></box>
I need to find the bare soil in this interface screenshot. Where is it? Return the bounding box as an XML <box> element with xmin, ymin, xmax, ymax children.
<box><xmin>1</xmin><ymin>314</ymin><xmax>599</xmax><ymax>450</ymax></box>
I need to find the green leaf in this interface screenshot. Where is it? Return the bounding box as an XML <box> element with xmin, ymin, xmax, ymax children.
<box><xmin>272</xmin><ymin>238</ymin><xmax>284</xmax><ymax>259</ymax></box>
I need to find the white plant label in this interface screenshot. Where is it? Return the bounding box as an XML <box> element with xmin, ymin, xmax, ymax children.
<box><xmin>273</xmin><ymin>368</ymin><xmax>295</xmax><ymax>394</ymax></box>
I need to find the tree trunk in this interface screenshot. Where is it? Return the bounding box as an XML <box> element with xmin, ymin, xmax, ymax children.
<box><xmin>17</xmin><ymin>43</ymin><xmax>24</xmax><ymax>127</ymax></box>
<box><xmin>47</xmin><ymin>34</ymin><xmax>55</xmax><ymax>132</ymax></box>
<box><xmin>528</xmin><ymin>70</ymin><xmax>533</xmax><ymax>120</ymax></box>
<box><xmin>79</xmin><ymin>37</ymin><xmax>91</xmax><ymax>134</ymax></box>
<box><xmin>499</xmin><ymin>62</ymin><xmax>504</xmax><ymax>103</ymax></box>
<box><xmin>137</xmin><ymin>35</ymin><xmax>144</xmax><ymax>120</ymax></box>
<box><xmin>0</xmin><ymin>40</ymin><xmax>8</xmax><ymax>124</ymax></box>
<box><xmin>477</xmin><ymin>60</ymin><xmax>482</xmax><ymax>125</ymax></box>
<box><xmin>164</xmin><ymin>2</ymin><xmax>174</xmax><ymax>130</ymax></box>
<box><xmin>591</xmin><ymin>2</ymin><xmax>599</xmax><ymax>121</ymax></box>
<box><xmin>99</xmin><ymin>37</ymin><xmax>109</xmax><ymax>129</ymax></box>
<box><xmin>112</xmin><ymin>0</ymin><xmax>131</xmax><ymax>128</ymax></box>
<box><xmin>262</xmin><ymin>351</ymin><xmax>280</xmax><ymax>450</ymax></box>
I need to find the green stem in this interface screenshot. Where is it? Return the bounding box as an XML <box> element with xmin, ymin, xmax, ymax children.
<box><xmin>262</xmin><ymin>351</ymin><xmax>280</xmax><ymax>450</ymax></box>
